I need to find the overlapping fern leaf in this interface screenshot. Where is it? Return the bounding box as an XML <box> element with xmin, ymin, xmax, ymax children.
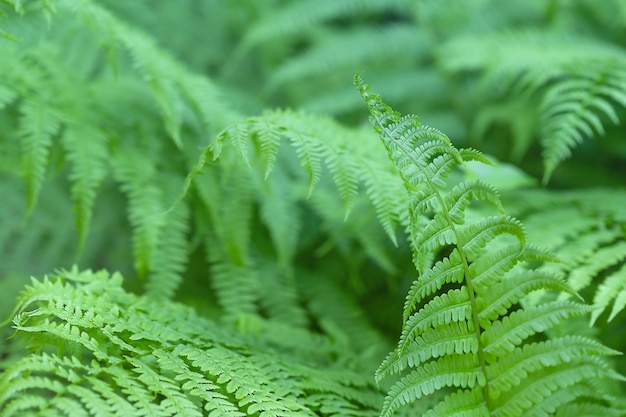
<box><xmin>0</xmin><ymin>268</ymin><xmax>384</xmax><ymax>417</ymax></box>
<box><xmin>442</xmin><ymin>28</ymin><xmax>626</xmax><ymax>182</ymax></box>
<box><xmin>503</xmin><ymin>187</ymin><xmax>626</xmax><ymax>325</ymax></box>
<box><xmin>357</xmin><ymin>76</ymin><xmax>624</xmax><ymax>417</ymax></box>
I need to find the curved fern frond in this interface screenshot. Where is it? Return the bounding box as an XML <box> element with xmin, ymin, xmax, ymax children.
<box><xmin>18</xmin><ymin>99</ymin><xmax>61</xmax><ymax>214</ymax></box>
<box><xmin>441</xmin><ymin>29</ymin><xmax>626</xmax><ymax>181</ymax></box>
<box><xmin>502</xmin><ymin>187</ymin><xmax>626</xmax><ymax>324</ymax></box>
<box><xmin>357</xmin><ymin>76</ymin><xmax>623</xmax><ymax>417</ymax></box>
<box><xmin>186</xmin><ymin>108</ymin><xmax>406</xmax><ymax>245</ymax></box>
<box><xmin>540</xmin><ymin>60</ymin><xmax>626</xmax><ymax>181</ymax></box>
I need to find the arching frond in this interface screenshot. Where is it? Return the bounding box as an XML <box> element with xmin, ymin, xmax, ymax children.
<box><xmin>357</xmin><ymin>77</ymin><xmax>623</xmax><ymax>416</ymax></box>
<box><xmin>441</xmin><ymin>29</ymin><xmax>626</xmax><ymax>181</ymax></box>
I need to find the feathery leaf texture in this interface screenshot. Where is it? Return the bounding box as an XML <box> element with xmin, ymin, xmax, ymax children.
<box><xmin>356</xmin><ymin>76</ymin><xmax>623</xmax><ymax>417</ymax></box>
<box><xmin>0</xmin><ymin>268</ymin><xmax>383</xmax><ymax>417</ymax></box>
<box><xmin>2</xmin><ymin>2</ymin><xmax>626</xmax><ymax>417</ymax></box>
<box><xmin>503</xmin><ymin>188</ymin><xmax>626</xmax><ymax>324</ymax></box>
<box><xmin>185</xmin><ymin>108</ymin><xmax>406</xmax><ymax>244</ymax></box>
<box><xmin>441</xmin><ymin>30</ymin><xmax>626</xmax><ymax>181</ymax></box>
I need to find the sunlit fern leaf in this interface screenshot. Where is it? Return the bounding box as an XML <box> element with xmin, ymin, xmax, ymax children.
<box><xmin>220</xmin><ymin>122</ymin><xmax>251</xmax><ymax>167</ymax></box>
<box><xmin>398</xmin><ymin>287</ymin><xmax>473</xmax><ymax>353</ymax></box>
<box><xmin>284</xmin><ymin>129</ymin><xmax>323</xmax><ymax>198</ymax></box>
<box><xmin>402</xmin><ymin>250</ymin><xmax>465</xmax><ymax>321</ymax></box>
<box><xmin>470</xmin><ymin>244</ymin><xmax>560</xmax><ymax>294</ymax></box>
<box><xmin>154</xmin><ymin>350</ymin><xmax>246</xmax><ymax>417</ymax></box>
<box><xmin>494</xmin><ymin>179</ymin><xmax>626</xmax><ymax>323</ymax></box>
<box><xmin>320</xmin><ymin>142</ymin><xmax>360</xmax><ymax>220</ymax></box>
<box><xmin>486</xmin><ymin>336</ymin><xmax>620</xmax><ymax>397</ymax></box>
<box><xmin>377</xmin><ymin>320</ymin><xmax>479</xmax><ymax>382</ymax></box>
<box><xmin>589</xmin><ymin>259</ymin><xmax>626</xmax><ymax>323</ymax></box>
<box><xmin>555</xmin><ymin>401</ymin><xmax>626</xmax><ymax>417</ymax></box>
<box><xmin>477</xmin><ymin>269</ymin><xmax>580</xmax><ymax>324</ymax></box>
<box><xmin>381</xmin><ymin>354</ymin><xmax>484</xmax><ymax>417</ymax></box>
<box><xmin>481</xmin><ymin>301</ymin><xmax>594</xmax><ymax>356</ymax></box>
<box><xmin>357</xmin><ymin>76</ymin><xmax>623</xmax><ymax>417</ymax></box>
<box><xmin>566</xmin><ymin>241</ymin><xmax>626</xmax><ymax>295</ymax></box>
<box><xmin>251</xmin><ymin>117</ymin><xmax>282</xmax><ymax>180</ymax></box>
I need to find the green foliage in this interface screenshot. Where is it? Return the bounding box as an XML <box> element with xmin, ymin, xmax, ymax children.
<box><xmin>1</xmin><ymin>1</ymin><xmax>626</xmax><ymax>416</ymax></box>
<box><xmin>357</xmin><ymin>78</ymin><xmax>624</xmax><ymax>416</ymax></box>
<box><xmin>0</xmin><ymin>268</ymin><xmax>381</xmax><ymax>417</ymax></box>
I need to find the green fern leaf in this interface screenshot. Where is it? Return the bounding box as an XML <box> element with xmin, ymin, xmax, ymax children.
<box><xmin>381</xmin><ymin>354</ymin><xmax>485</xmax><ymax>417</ymax></box>
<box><xmin>113</xmin><ymin>152</ymin><xmax>165</xmax><ymax>278</ymax></box>
<box><xmin>19</xmin><ymin>100</ymin><xmax>61</xmax><ymax>213</ymax></box>
<box><xmin>1</xmin><ymin>268</ymin><xmax>383</xmax><ymax>417</ymax></box>
<box><xmin>61</xmin><ymin>125</ymin><xmax>109</xmax><ymax>249</ymax></box>
<box><xmin>540</xmin><ymin>61</ymin><xmax>626</xmax><ymax>181</ymax></box>
<box><xmin>146</xmin><ymin>198</ymin><xmax>190</xmax><ymax>301</ymax></box>
<box><xmin>357</xmin><ymin>76</ymin><xmax>623</xmax><ymax>417</ymax></box>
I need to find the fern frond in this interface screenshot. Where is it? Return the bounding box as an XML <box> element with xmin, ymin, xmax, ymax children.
<box><xmin>113</xmin><ymin>151</ymin><xmax>165</xmax><ymax>278</ymax></box>
<box><xmin>441</xmin><ymin>29</ymin><xmax>626</xmax><ymax>180</ymax></box>
<box><xmin>381</xmin><ymin>354</ymin><xmax>484</xmax><ymax>417</ymax></box>
<box><xmin>540</xmin><ymin>61</ymin><xmax>626</xmax><ymax>181</ymax></box>
<box><xmin>238</xmin><ymin>0</ymin><xmax>411</xmax><ymax>53</ymax></box>
<box><xmin>146</xmin><ymin>198</ymin><xmax>190</xmax><ymax>301</ymax></box>
<box><xmin>18</xmin><ymin>99</ymin><xmax>61</xmax><ymax>213</ymax></box>
<box><xmin>487</xmin><ymin>336</ymin><xmax>621</xmax><ymax>397</ymax></box>
<box><xmin>505</xmin><ymin>188</ymin><xmax>626</xmax><ymax>323</ymax></box>
<box><xmin>61</xmin><ymin>125</ymin><xmax>109</xmax><ymax>249</ymax></box>
<box><xmin>270</xmin><ymin>25</ymin><xmax>429</xmax><ymax>89</ymax></box>
<box><xmin>593</xmin><ymin>263</ymin><xmax>626</xmax><ymax>322</ymax></box>
<box><xmin>194</xmin><ymin>168</ymin><xmax>259</xmax><ymax>317</ymax></box>
<box><xmin>357</xmin><ymin>77</ymin><xmax>623</xmax><ymax>416</ymax></box>
<box><xmin>188</xmin><ymin>108</ymin><xmax>406</xmax><ymax>246</ymax></box>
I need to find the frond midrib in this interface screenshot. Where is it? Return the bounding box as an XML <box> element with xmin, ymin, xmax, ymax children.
<box><xmin>375</xmin><ymin>117</ymin><xmax>492</xmax><ymax>409</ymax></box>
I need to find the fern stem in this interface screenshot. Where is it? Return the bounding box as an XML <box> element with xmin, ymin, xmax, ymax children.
<box><xmin>392</xmin><ymin>136</ymin><xmax>492</xmax><ymax>410</ymax></box>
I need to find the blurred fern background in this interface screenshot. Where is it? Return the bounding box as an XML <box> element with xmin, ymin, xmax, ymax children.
<box><xmin>1</xmin><ymin>0</ymin><xmax>626</xmax><ymax>415</ymax></box>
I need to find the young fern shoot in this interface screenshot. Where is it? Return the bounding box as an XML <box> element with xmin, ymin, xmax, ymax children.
<box><xmin>356</xmin><ymin>76</ymin><xmax>624</xmax><ymax>417</ymax></box>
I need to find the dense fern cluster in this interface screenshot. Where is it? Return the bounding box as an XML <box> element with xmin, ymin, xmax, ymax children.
<box><xmin>1</xmin><ymin>0</ymin><xmax>626</xmax><ymax>416</ymax></box>
<box><xmin>0</xmin><ymin>268</ymin><xmax>384</xmax><ymax>416</ymax></box>
<box><xmin>358</xmin><ymin>77</ymin><xmax>624</xmax><ymax>416</ymax></box>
